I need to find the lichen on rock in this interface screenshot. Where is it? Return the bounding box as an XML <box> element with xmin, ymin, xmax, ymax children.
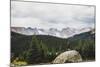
<box><xmin>52</xmin><ymin>50</ymin><xmax>82</xmax><ymax>64</ymax></box>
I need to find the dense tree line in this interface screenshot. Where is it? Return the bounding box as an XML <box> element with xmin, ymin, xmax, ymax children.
<box><xmin>11</xmin><ymin>31</ymin><xmax>95</xmax><ymax>65</ymax></box>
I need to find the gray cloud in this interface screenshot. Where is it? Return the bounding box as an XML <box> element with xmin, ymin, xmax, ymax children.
<box><xmin>11</xmin><ymin>1</ymin><xmax>95</xmax><ymax>30</ymax></box>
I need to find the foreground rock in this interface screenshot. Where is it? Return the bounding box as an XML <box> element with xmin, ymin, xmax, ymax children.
<box><xmin>52</xmin><ymin>50</ymin><xmax>82</xmax><ymax>64</ymax></box>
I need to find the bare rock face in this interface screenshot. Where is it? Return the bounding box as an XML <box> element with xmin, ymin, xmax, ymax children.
<box><xmin>52</xmin><ymin>50</ymin><xmax>82</xmax><ymax>64</ymax></box>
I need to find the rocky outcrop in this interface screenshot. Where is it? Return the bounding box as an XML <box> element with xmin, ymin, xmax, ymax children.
<box><xmin>52</xmin><ymin>50</ymin><xmax>82</xmax><ymax>64</ymax></box>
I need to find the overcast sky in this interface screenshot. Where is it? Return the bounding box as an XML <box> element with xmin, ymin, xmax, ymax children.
<box><xmin>11</xmin><ymin>1</ymin><xmax>95</xmax><ymax>30</ymax></box>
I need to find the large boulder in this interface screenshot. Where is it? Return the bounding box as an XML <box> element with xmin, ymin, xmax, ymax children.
<box><xmin>52</xmin><ymin>50</ymin><xmax>82</xmax><ymax>64</ymax></box>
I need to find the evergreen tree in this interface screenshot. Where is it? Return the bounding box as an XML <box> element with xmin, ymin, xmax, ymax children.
<box><xmin>24</xmin><ymin>35</ymin><xmax>42</xmax><ymax>64</ymax></box>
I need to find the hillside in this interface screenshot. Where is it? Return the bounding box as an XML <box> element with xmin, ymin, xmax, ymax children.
<box><xmin>11</xmin><ymin>30</ymin><xmax>95</xmax><ymax>64</ymax></box>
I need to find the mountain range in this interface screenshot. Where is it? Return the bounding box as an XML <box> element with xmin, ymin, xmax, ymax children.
<box><xmin>11</xmin><ymin>27</ymin><xmax>94</xmax><ymax>38</ymax></box>
<box><xmin>11</xmin><ymin>29</ymin><xmax>95</xmax><ymax>64</ymax></box>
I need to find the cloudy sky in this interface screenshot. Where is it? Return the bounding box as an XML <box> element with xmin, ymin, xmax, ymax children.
<box><xmin>11</xmin><ymin>1</ymin><xmax>95</xmax><ymax>30</ymax></box>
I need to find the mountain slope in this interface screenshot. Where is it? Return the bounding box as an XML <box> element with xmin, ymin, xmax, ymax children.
<box><xmin>11</xmin><ymin>30</ymin><xmax>95</xmax><ymax>64</ymax></box>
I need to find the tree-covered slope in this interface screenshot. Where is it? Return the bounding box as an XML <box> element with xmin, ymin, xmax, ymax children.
<box><xmin>11</xmin><ymin>30</ymin><xmax>95</xmax><ymax>64</ymax></box>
